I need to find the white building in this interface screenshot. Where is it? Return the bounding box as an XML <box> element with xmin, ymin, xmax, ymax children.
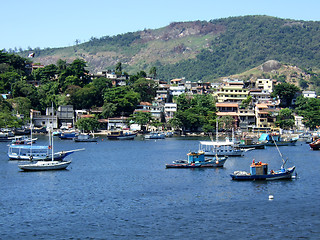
<box><xmin>169</xmin><ymin>86</ymin><xmax>185</xmax><ymax>96</ymax></box>
<box><xmin>302</xmin><ymin>91</ymin><xmax>317</xmax><ymax>98</ymax></box>
<box><xmin>255</xmin><ymin>79</ymin><xmax>273</xmax><ymax>93</ymax></box>
<box><xmin>164</xmin><ymin>103</ymin><xmax>177</xmax><ymax>121</ymax></box>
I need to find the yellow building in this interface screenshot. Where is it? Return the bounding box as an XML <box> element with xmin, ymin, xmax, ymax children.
<box><xmin>214</xmin><ymin>84</ymin><xmax>249</xmax><ymax>103</ymax></box>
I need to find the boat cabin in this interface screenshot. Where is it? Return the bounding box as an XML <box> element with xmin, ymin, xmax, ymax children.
<box><xmin>250</xmin><ymin>161</ymin><xmax>268</xmax><ymax>175</ymax></box>
<box><xmin>187</xmin><ymin>152</ymin><xmax>205</xmax><ymax>163</ymax></box>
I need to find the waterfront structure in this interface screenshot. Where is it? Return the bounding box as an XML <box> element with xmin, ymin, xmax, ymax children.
<box><xmin>32</xmin><ymin>108</ymin><xmax>58</xmax><ymax>129</ymax></box>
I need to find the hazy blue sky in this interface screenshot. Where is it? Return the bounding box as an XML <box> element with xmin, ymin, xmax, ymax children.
<box><xmin>2</xmin><ymin>0</ymin><xmax>320</xmax><ymax>50</ymax></box>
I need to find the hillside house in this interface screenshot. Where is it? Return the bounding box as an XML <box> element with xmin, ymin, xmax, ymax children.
<box><xmin>255</xmin><ymin>103</ymin><xmax>278</xmax><ymax>130</ymax></box>
<box><xmin>302</xmin><ymin>91</ymin><xmax>317</xmax><ymax>98</ymax></box>
<box><xmin>216</xmin><ymin>103</ymin><xmax>240</xmax><ymax>128</ymax></box>
<box><xmin>164</xmin><ymin>103</ymin><xmax>177</xmax><ymax>122</ymax></box>
<box><xmin>249</xmin><ymin>89</ymin><xmax>272</xmax><ymax>103</ymax></box>
<box><xmin>255</xmin><ymin>78</ymin><xmax>274</xmax><ymax>93</ymax></box>
<box><xmin>214</xmin><ymin>83</ymin><xmax>249</xmax><ymax>103</ymax></box>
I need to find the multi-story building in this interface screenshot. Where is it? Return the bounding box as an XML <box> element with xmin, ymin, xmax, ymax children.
<box><xmin>164</xmin><ymin>103</ymin><xmax>177</xmax><ymax>122</ymax></box>
<box><xmin>249</xmin><ymin>89</ymin><xmax>272</xmax><ymax>103</ymax></box>
<box><xmin>254</xmin><ymin>103</ymin><xmax>278</xmax><ymax>130</ymax></box>
<box><xmin>214</xmin><ymin>84</ymin><xmax>249</xmax><ymax>103</ymax></box>
<box><xmin>215</xmin><ymin>103</ymin><xmax>240</xmax><ymax>128</ymax></box>
<box><xmin>255</xmin><ymin>79</ymin><xmax>274</xmax><ymax>93</ymax></box>
<box><xmin>57</xmin><ymin>105</ymin><xmax>75</xmax><ymax>128</ymax></box>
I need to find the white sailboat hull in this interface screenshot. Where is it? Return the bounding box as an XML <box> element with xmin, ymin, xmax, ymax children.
<box><xmin>18</xmin><ymin>161</ymin><xmax>71</xmax><ymax>171</ymax></box>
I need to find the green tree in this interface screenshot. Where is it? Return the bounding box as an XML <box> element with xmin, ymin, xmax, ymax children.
<box><xmin>149</xmin><ymin>66</ymin><xmax>157</xmax><ymax>79</ymax></box>
<box><xmin>275</xmin><ymin>108</ymin><xmax>294</xmax><ymax>129</ymax></box>
<box><xmin>129</xmin><ymin>111</ymin><xmax>153</xmax><ymax>130</ymax></box>
<box><xmin>132</xmin><ymin>78</ymin><xmax>157</xmax><ymax>102</ymax></box>
<box><xmin>0</xmin><ymin>98</ymin><xmax>22</xmax><ymax>128</ymax></box>
<box><xmin>76</xmin><ymin>118</ymin><xmax>100</xmax><ymax>132</ymax></box>
<box><xmin>7</xmin><ymin>97</ymin><xmax>32</xmax><ymax>119</ymax></box>
<box><xmin>115</xmin><ymin>62</ymin><xmax>122</xmax><ymax>73</ymax></box>
<box><xmin>295</xmin><ymin>96</ymin><xmax>320</xmax><ymax>129</ymax></box>
<box><xmin>271</xmin><ymin>83</ymin><xmax>301</xmax><ymax>107</ymax></box>
<box><xmin>104</xmin><ymin>86</ymin><xmax>141</xmax><ymax>116</ymax></box>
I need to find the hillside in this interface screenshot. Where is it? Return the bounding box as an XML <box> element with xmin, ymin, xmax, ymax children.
<box><xmin>26</xmin><ymin>15</ymin><xmax>320</xmax><ymax>82</ymax></box>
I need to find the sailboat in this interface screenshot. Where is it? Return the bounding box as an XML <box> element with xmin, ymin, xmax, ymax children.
<box><xmin>18</xmin><ymin>105</ymin><xmax>82</xmax><ymax>171</ymax></box>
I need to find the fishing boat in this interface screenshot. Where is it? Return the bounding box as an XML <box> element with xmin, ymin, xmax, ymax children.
<box><xmin>199</xmin><ymin>140</ymin><xmax>244</xmax><ymax>157</ymax></box>
<box><xmin>58</xmin><ymin>131</ymin><xmax>78</xmax><ymax>140</ymax></box>
<box><xmin>145</xmin><ymin>132</ymin><xmax>165</xmax><ymax>139</ymax></box>
<box><xmin>74</xmin><ymin>133</ymin><xmax>98</xmax><ymax>142</ymax></box>
<box><xmin>230</xmin><ymin>161</ymin><xmax>296</xmax><ymax>181</ymax></box>
<box><xmin>236</xmin><ymin>137</ymin><xmax>265</xmax><ymax>149</ymax></box>
<box><xmin>259</xmin><ymin>133</ymin><xmax>298</xmax><ymax>146</ymax></box>
<box><xmin>166</xmin><ymin>151</ymin><xmax>227</xmax><ymax>168</ymax></box>
<box><xmin>309</xmin><ymin>138</ymin><xmax>320</xmax><ymax>150</ymax></box>
<box><xmin>107</xmin><ymin>130</ymin><xmax>136</xmax><ymax>140</ymax></box>
<box><xmin>230</xmin><ymin>135</ymin><xmax>296</xmax><ymax>180</ymax></box>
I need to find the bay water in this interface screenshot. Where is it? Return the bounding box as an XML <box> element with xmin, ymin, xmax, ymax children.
<box><xmin>0</xmin><ymin>135</ymin><xmax>319</xmax><ymax>239</ymax></box>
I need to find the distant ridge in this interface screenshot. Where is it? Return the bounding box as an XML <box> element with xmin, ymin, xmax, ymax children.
<box><xmin>26</xmin><ymin>15</ymin><xmax>320</xmax><ymax>81</ymax></box>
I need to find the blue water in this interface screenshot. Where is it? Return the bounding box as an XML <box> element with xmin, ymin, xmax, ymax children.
<box><xmin>0</xmin><ymin>136</ymin><xmax>319</xmax><ymax>239</ymax></box>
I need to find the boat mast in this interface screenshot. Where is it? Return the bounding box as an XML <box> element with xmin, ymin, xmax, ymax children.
<box><xmin>216</xmin><ymin>119</ymin><xmax>218</xmax><ymax>142</ymax></box>
<box><xmin>30</xmin><ymin>110</ymin><xmax>33</xmax><ymax>158</ymax></box>
<box><xmin>51</xmin><ymin>103</ymin><xmax>54</xmax><ymax>161</ymax></box>
<box><xmin>271</xmin><ymin>134</ymin><xmax>286</xmax><ymax>168</ymax></box>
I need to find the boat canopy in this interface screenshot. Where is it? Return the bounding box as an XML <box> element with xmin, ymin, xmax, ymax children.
<box><xmin>9</xmin><ymin>144</ymin><xmax>49</xmax><ymax>150</ymax></box>
<box><xmin>199</xmin><ymin>141</ymin><xmax>235</xmax><ymax>146</ymax></box>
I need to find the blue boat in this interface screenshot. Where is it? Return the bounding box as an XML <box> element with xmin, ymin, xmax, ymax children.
<box><xmin>230</xmin><ymin>161</ymin><xmax>295</xmax><ymax>180</ymax></box>
<box><xmin>166</xmin><ymin>151</ymin><xmax>227</xmax><ymax>168</ymax></box>
<box><xmin>58</xmin><ymin>131</ymin><xmax>78</xmax><ymax>140</ymax></box>
<box><xmin>259</xmin><ymin>133</ymin><xmax>297</xmax><ymax>146</ymax></box>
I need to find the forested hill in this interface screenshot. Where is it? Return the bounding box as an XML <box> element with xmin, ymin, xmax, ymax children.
<box><xmin>25</xmin><ymin>15</ymin><xmax>320</xmax><ymax>81</ymax></box>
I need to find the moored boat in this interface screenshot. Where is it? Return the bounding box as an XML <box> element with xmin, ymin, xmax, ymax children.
<box><xmin>199</xmin><ymin>140</ymin><xmax>244</xmax><ymax>157</ymax></box>
<box><xmin>166</xmin><ymin>151</ymin><xmax>227</xmax><ymax>168</ymax></box>
<box><xmin>18</xmin><ymin>160</ymin><xmax>72</xmax><ymax>171</ymax></box>
<box><xmin>236</xmin><ymin>137</ymin><xmax>265</xmax><ymax>149</ymax></box>
<box><xmin>8</xmin><ymin>144</ymin><xmax>84</xmax><ymax>161</ymax></box>
<box><xmin>58</xmin><ymin>131</ymin><xmax>78</xmax><ymax>140</ymax></box>
<box><xmin>309</xmin><ymin>138</ymin><xmax>320</xmax><ymax>150</ymax></box>
<box><xmin>74</xmin><ymin>134</ymin><xmax>98</xmax><ymax>142</ymax></box>
<box><xmin>230</xmin><ymin>160</ymin><xmax>295</xmax><ymax>181</ymax></box>
<box><xmin>107</xmin><ymin>130</ymin><xmax>136</xmax><ymax>140</ymax></box>
<box><xmin>259</xmin><ymin>133</ymin><xmax>298</xmax><ymax>146</ymax></box>
<box><xmin>145</xmin><ymin>132</ymin><xmax>165</xmax><ymax>139</ymax></box>
<box><xmin>11</xmin><ymin>136</ymin><xmax>37</xmax><ymax>145</ymax></box>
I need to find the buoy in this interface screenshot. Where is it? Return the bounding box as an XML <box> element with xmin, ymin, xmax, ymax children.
<box><xmin>269</xmin><ymin>195</ymin><xmax>274</xmax><ymax>200</ymax></box>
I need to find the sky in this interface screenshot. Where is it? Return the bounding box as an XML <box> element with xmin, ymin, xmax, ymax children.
<box><xmin>1</xmin><ymin>0</ymin><xmax>320</xmax><ymax>51</ymax></box>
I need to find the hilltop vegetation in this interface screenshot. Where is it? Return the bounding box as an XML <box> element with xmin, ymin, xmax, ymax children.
<box><xmin>13</xmin><ymin>15</ymin><xmax>319</xmax><ymax>85</ymax></box>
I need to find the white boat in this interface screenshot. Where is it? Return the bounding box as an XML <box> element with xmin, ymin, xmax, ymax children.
<box><xmin>17</xmin><ymin>104</ymin><xmax>82</xmax><ymax>171</ymax></box>
<box><xmin>18</xmin><ymin>160</ymin><xmax>71</xmax><ymax>171</ymax></box>
<box><xmin>145</xmin><ymin>132</ymin><xmax>165</xmax><ymax>139</ymax></box>
<box><xmin>8</xmin><ymin>144</ymin><xmax>83</xmax><ymax>161</ymax></box>
<box><xmin>199</xmin><ymin>140</ymin><xmax>244</xmax><ymax>157</ymax></box>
